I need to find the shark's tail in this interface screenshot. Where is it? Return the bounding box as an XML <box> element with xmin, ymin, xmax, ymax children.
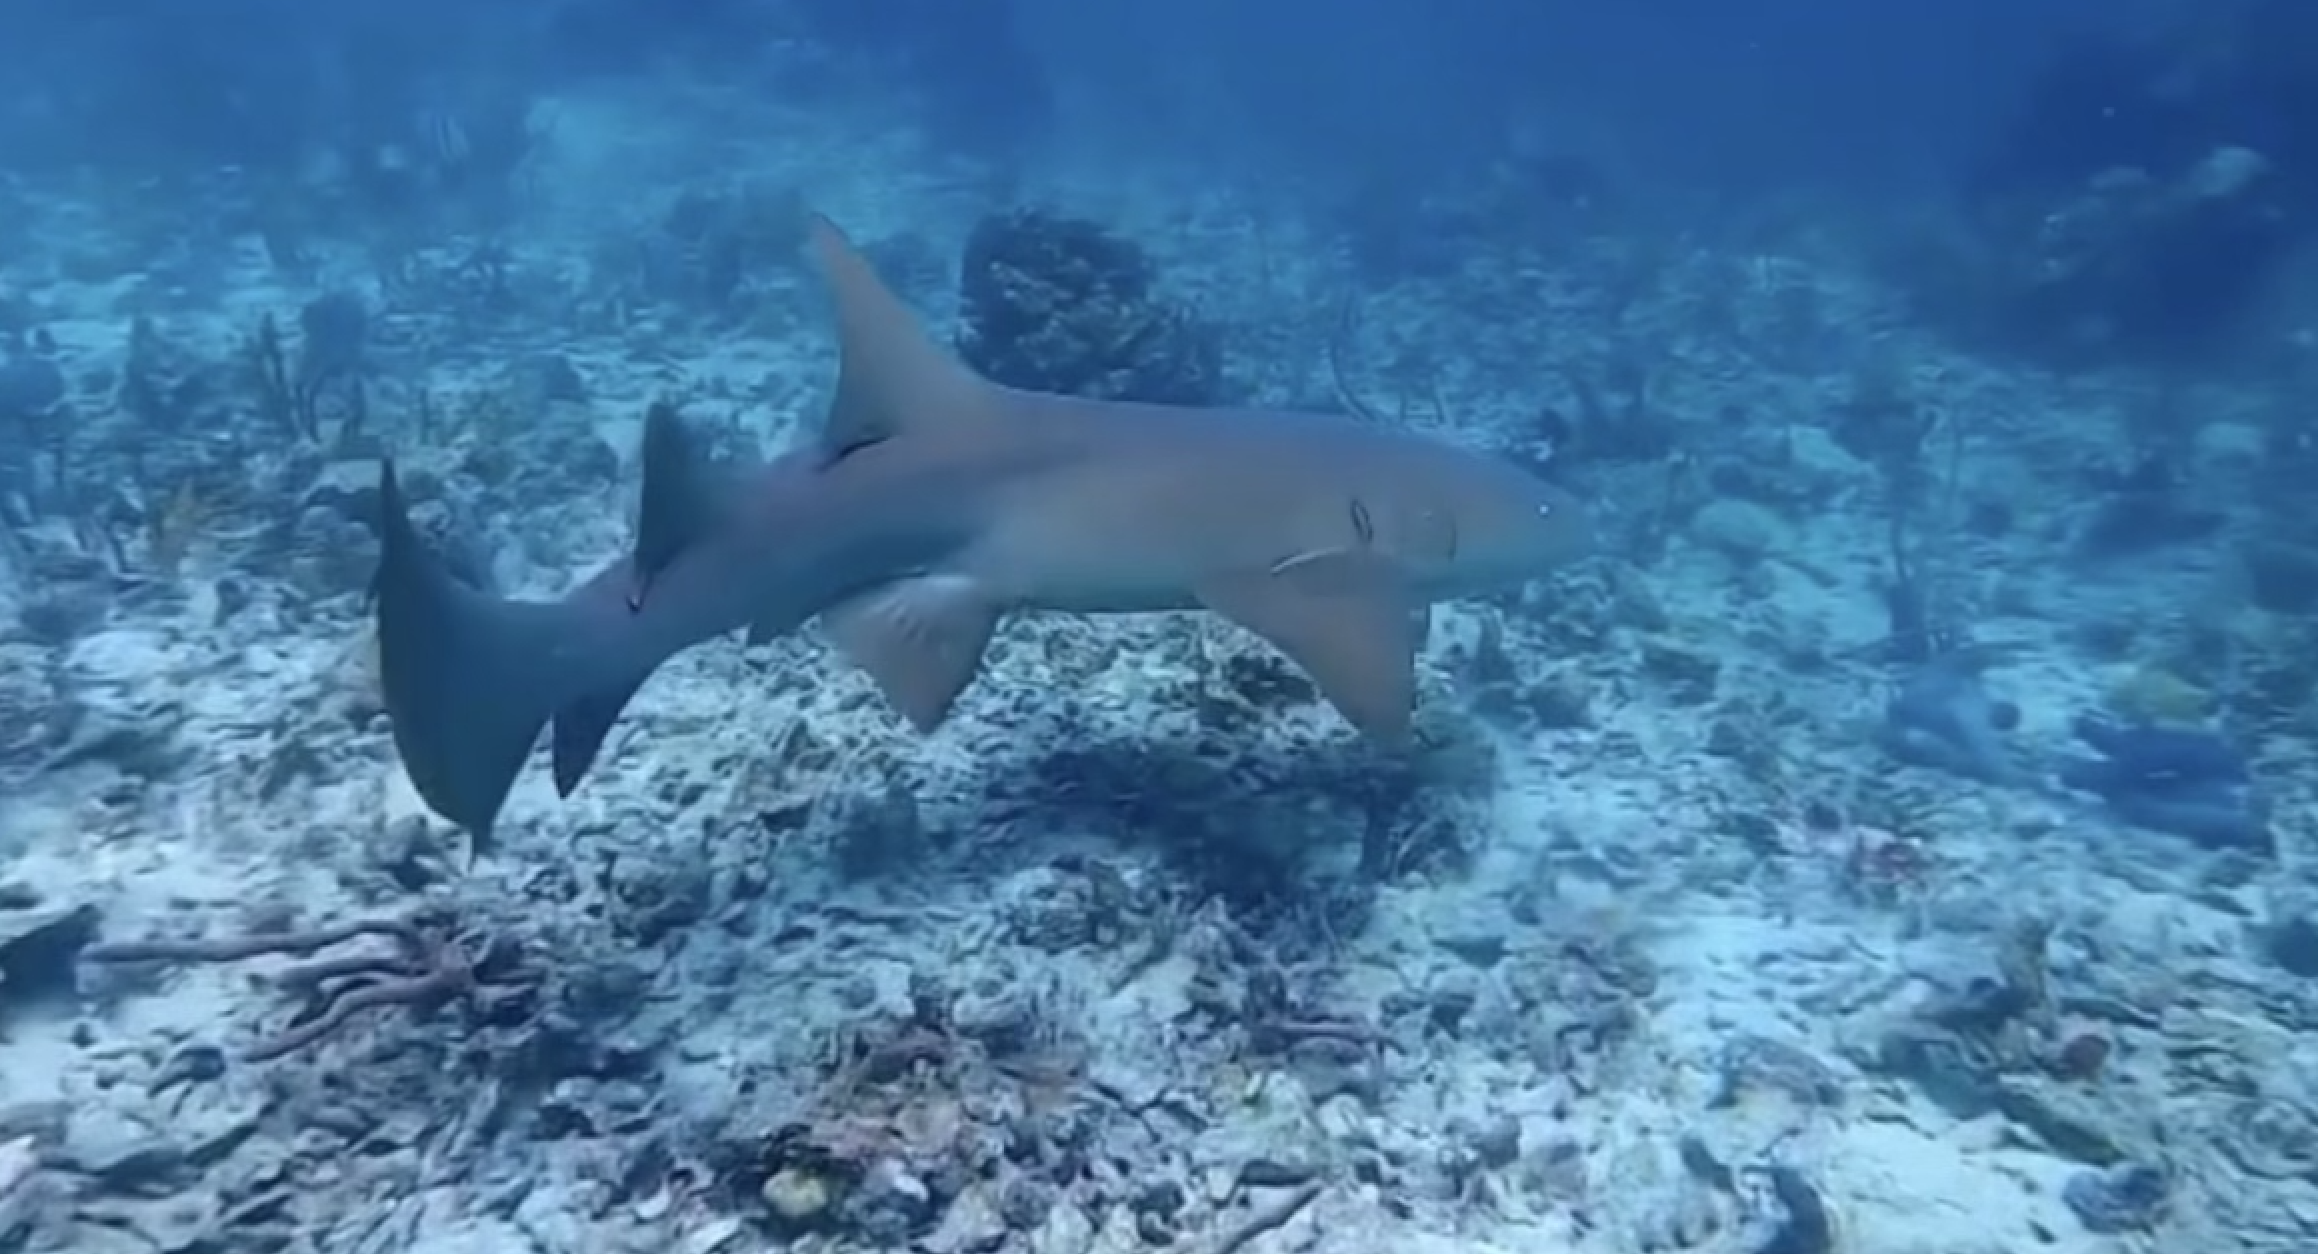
<box><xmin>373</xmin><ymin>463</ymin><xmax>591</xmax><ymax>852</ymax></box>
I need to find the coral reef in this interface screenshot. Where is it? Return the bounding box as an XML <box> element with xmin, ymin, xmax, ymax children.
<box><xmin>956</xmin><ymin>208</ymin><xmax>1224</xmax><ymax>405</ymax></box>
<box><xmin>82</xmin><ymin>912</ymin><xmax>539</xmax><ymax>1061</ymax></box>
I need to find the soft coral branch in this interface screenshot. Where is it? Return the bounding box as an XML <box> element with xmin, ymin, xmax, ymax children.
<box><xmin>84</xmin><ymin>912</ymin><xmax>534</xmax><ymax>1061</ymax></box>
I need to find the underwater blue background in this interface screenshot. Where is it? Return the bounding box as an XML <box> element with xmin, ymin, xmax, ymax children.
<box><xmin>0</xmin><ymin>0</ymin><xmax>2112</xmax><ymax>193</ymax></box>
<box><xmin>2</xmin><ymin>0</ymin><xmax>2316</xmax><ymax>1251</ymax></box>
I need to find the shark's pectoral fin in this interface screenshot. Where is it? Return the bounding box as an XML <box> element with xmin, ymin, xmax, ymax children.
<box><xmin>822</xmin><ymin>578</ymin><xmax>999</xmax><ymax>732</ymax></box>
<box><xmin>632</xmin><ymin>402</ymin><xmax>737</xmax><ymax>598</ymax></box>
<box><xmin>1269</xmin><ymin>550</ymin><xmax>1433</xmax><ymax>655</ymax></box>
<box><xmin>1198</xmin><ymin>557</ymin><xmax>1419</xmax><ymax>742</ymax></box>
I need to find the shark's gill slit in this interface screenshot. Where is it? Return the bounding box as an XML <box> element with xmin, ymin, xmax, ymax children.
<box><xmin>824</xmin><ymin>434</ymin><xmax>889</xmax><ymax>465</ymax></box>
<box><xmin>1348</xmin><ymin>498</ymin><xmax>1375</xmax><ymax>546</ymax></box>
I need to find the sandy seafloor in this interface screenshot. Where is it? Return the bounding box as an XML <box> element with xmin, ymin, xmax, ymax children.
<box><xmin>3</xmin><ymin>87</ymin><xmax>2317</xmax><ymax>1254</ymax></box>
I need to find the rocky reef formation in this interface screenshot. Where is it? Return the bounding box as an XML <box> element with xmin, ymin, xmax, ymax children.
<box><xmin>956</xmin><ymin>208</ymin><xmax>1224</xmax><ymax>406</ymax></box>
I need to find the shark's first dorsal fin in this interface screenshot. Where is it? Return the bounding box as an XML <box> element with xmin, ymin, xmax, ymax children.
<box><xmin>807</xmin><ymin>214</ymin><xmax>997</xmax><ymax>453</ymax></box>
<box><xmin>631</xmin><ymin>402</ymin><xmax>731</xmax><ymax>594</ymax></box>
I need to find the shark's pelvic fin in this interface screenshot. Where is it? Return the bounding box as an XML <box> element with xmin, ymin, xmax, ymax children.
<box><xmin>807</xmin><ymin>214</ymin><xmax>999</xmax><ymax>452</ymax></box>
<box><xmin>1195</xmin><ymin>553</ymin><xmax>1419</xmax><ymax>743</ymax></box>
<box><xmin>821</xmin><ymin>577</ymin><xmax>1000</xmax><ymax>732</ymax></box>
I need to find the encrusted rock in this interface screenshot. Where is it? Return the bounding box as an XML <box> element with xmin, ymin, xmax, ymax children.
<box><xmin>0</xmin><ymin>903</ymin><xmax>99</xmax><ymax>1010</ymax></box>
<box><xmin>2063</xmin><ymin>1161</ymin><xmax>2169</xmax><ymax>1234</ymax></box>
<box><xmin>1027</xmin><ymin>1198</ymin><xmax>1094</xmax><ymax>1254</ymax></box>
<box><xmin>760</xmin><ymin>1165</ymin><xmax>832</xmax><ymax>1225</ymax></box>
<box><xmin>920</xmin><ymin>1180</ymin><xmax>1007</xmax><ymax>1254</ymax></box>
<box><xmin>1000</xmin><ymin>867</ymin><xmax>1104</xmax><ymax>953</ymax></box>
<box><xmin>837</xmin><ymin>1156</ymin><xmax>937</xmax><ymax>1246</ymax></box>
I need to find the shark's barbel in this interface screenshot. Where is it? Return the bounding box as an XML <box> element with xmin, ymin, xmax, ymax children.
<box><xmin>372</xmin><ymin>213</ymin><xmax>1590</xmax><ymax>845</ymax></box>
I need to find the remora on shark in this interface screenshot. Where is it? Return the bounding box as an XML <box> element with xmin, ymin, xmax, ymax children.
<box><xmin>372</xmin><ymin>213</ymin><xmax>1590</xmax><ymax>846</ymax></box>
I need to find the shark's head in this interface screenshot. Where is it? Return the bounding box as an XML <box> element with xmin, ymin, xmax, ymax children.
<box><xmin>1405</xmin><ymin>458</ymin><xmax>1591</xmax><ymax>596</ymax></box>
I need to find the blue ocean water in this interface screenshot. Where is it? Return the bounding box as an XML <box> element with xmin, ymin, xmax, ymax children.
<box><xmin>1</xmin><ymin>1</ymin><xmax>2314</xmax><ymax>1250</ymax></box>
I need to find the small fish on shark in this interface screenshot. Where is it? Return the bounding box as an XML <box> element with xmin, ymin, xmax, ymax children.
<box><xmin>372</xmin><ymin>213</ymin><xmax>1590</xmax><ymax>848</ymax></box>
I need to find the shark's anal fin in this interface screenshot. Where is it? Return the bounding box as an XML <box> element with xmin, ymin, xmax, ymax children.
<box><xmin>822</xmin><ymin>578</ymin><xmax>999</xmax><ymax>732</ymax></box>
<box><xmin>1197</xmin><ymin>555</ymin><xmax>1419</xmax><ymax>743</ymax></box>
<box><xmin>630</xmin><ymin>402</ymin><xmax>734</xmax><ymax>603</ymax></box>
<box><xmin>547</xmin><ymin>559</ymin><xmax>682</xmax><ymax>797</ymax></box>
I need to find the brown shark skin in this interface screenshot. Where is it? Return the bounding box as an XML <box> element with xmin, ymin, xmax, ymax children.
<box><xmin>861</xmin><ymin>388</ymin><xmax>1584</xmax><ymax>612</ymax></box>
<box><xmin>799</xmin><ymin>215</ymin><xmax>1592</xmax><ymax>740</ymax></box>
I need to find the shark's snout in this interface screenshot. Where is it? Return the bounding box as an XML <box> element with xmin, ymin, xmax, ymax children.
<box><xmin>1460</xmin><ymin>475</ymin><xmax>1590</xmax><ymax>587</ymax></box>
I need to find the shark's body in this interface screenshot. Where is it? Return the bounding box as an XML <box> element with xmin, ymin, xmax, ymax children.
<box><xmin>372</xmin><ymin>215</ymin><xmax>1589</xmax><ymax>844</ymax></box>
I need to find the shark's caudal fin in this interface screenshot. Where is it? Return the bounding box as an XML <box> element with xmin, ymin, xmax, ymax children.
<box><xmin>374</xmin><ymin>463</ymin><xmax>585</xmax><ymax>850</ymax></box>
<box><xmin>805</xmin><ymin>214</ymin><xmax>1011</xmax><ymax>729</ymax></box>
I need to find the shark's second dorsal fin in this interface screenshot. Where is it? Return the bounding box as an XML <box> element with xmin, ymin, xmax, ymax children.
<box><xmin>632</xmin><ymin>401</ymin><xmax>732</xmax><ymax>591</ymax></box>
<box><xmin>807</xmin><ymin>214</ymin><xmax>998</xmax><ymax>454</ymax></box>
